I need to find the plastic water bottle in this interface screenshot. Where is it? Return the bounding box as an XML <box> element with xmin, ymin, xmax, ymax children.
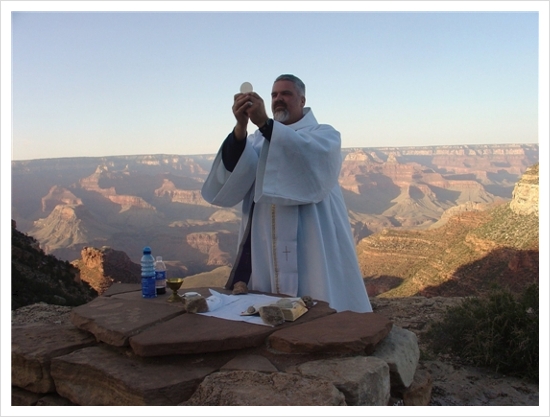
<box><xmin>154</xmin><ymin>256</ymin><xmax>167</xmax><ymax>295</ymax></box>
<box><xmin>141</xmin><ymin>246</ymin><xmax>156</xmax><ymax>299</ymax></box>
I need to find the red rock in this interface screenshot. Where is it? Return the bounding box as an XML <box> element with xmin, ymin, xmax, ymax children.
<box><xmin>12</xmin><ymin>323</ymin><xmax>96</xmax><ymax>393</ymax></box>
<box><xmin>70</xmin><ymin>292</ymin><xmax>186</xmax><ymax>346</ymax></box>
<box><xmin>129</xmin><ymin>298</ymin><xmax>335</xmax><ymax>357</ymax></box>
<box><xmin>268</xmin><ymin>311</ymin><xmax>392</xmax><ymax>354</ymax></box>
<box><xmin>50</xmin><ymin>345</ymin><xmax>216</xmax><ymax>406</ymax></box>
<box><xmin>73</xmin><ymin>246</ymin><xmax>141</xmax><ymax>295</ymax></box>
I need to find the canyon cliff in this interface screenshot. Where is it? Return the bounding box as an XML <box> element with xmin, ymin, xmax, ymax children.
<box><xmin>358</xmin><ymin>163</ymin><xmax>539</xmax><ymax>297</ymax></box>
<box><xmin>11</xmin><ymin>159</ymin><xmax>539</xmax><ymax>306</ymax></box>
<box><xmin>11</xmin><ymin>144</ymin><xmax>538</xmax><ymax>279</ymax></box>
<box><xmin>72</xmin><ymin>246</ymin><xmax>141</xmax><ymax>295</ymax></box>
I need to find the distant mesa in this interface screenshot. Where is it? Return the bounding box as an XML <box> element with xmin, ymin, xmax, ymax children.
<box><xmin>41</xmin><ymin>186</ymin><xmax>82</xmax><ymax>212</ymax></box>
<box><xmin>155</xmin><ymin>179</ymin><xmax>210</xmax><ymax>206</ymax></box>
<box><xmin>12</xmin><ymin>144</ymin><xmax>538</xmax><ymax>282</ymax></box>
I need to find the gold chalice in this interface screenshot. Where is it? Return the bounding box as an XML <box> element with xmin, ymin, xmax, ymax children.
<box><xmin>166</xmin><ymin>278</ymin><xmax>184</xmax><ymax>302</ymax></box>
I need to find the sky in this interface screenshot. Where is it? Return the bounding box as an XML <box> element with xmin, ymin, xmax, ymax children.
<box><xmin>1</xmin><ymin>2</ymin><xmax>550</xmax><ymax>416</ymax></box>
<box><xmin>3</xmin><ymin>2</ymin><xmax>548</xmax><ymax>162</ymax></box>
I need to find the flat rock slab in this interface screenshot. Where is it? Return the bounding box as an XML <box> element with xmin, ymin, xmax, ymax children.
<box><xmin>101</xmin><ymin>282</ymin><xmax>141</xmax><ymax>296</ymax></box>
<box><xmin>181</xmin><ymin>370</ymin><xmax>346</xmax><ymax>406</ymax></box>
<box><xmin>129</xmin><ymin>300</ymin><xmax>335</xmax><ymax>357</ymax></box>
<box><xmin>12</xmin><ymin>323</ymin><xmax>97</xmax><ymax>393</ymax></box>
<box><xmin>70</xmin><ymin>294</ymin><xmax>186</xmax><ymax>347</ymax></box>
<box><xmin>268</xmin><ymin>311</ymin><xmax>393</xmax><ymax>354</ymax></box>
<box><xmin>50</xmin><ymin>344</ymin><xmax>217</xmax><ymax>406</ymax></box>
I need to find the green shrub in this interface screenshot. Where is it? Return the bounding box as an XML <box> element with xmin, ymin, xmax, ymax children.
<box><xmin>426</xmin><ymin>284</ymin><xmax>539</xmax><ymax>382</ymax></box>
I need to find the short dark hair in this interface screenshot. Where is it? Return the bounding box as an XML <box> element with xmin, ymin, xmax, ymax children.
<box><xmin>274</xmin><ymin>74</ymin><xmax>305</xmax><ymax>97</ymax></box>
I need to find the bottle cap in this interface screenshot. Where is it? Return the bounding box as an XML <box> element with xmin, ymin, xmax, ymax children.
<box><xmin>156</xmin><ymin>256</ymin><xmax>162</xmax><ymax>261</ymax></box>
<box><xmin>143</xmin><ymin>246</ymin><xmax>152</xmax><ymax>254</ymax></box>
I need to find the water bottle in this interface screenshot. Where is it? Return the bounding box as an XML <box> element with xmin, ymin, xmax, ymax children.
<box><xmin>154</xmin><ymin>256</ymin><xmax>167</xmax><ymax>295</ymax></box>
<box><xmin>141</xmin><ymin>246</ymin><xmax>156</xmax><ymax>299</ymax></box>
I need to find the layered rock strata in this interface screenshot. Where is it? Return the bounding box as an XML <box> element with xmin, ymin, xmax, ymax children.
<box><xmin>510</xmin><ymin>163</ymin><xmax>539</xmax><ymax>216</ymax></box>
<box><xmin>72</xmin><ymin>246</ymin><xmax>141</xmax><ymax>295</ymax></box>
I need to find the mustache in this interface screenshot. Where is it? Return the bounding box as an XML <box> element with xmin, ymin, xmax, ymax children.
<box><xmin>273</xmin><ymin>101</ymin><xmax>286</xmax><ymax>109</ymax></box>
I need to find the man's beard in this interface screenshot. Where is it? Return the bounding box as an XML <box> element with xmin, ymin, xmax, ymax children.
<box><xmin>273</xmin><ymin>108</ymin><xmax>289</xmax><ymax>123</ymax></box>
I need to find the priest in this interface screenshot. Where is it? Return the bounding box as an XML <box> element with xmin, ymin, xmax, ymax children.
<box><xmin>201</xmin><ymin>74</ymin><xmax>372</xmax><ymax>313</ymax></box>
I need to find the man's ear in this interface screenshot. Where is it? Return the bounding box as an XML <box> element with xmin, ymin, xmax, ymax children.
<box><xmin>301</xmin><ymin>96</ymin><xmax>306</xmax><ymax>107</ymax></box>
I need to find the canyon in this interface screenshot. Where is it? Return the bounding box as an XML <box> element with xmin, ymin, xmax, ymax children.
<box><xmin>10</xmin><ymin>148</ymin><xmax>540</xmax><ymax>407</ymax></box>
<box><xmin>11</xmin><ymin>144</ymin><xmax>538</xmax><ymax>281</ymax></box>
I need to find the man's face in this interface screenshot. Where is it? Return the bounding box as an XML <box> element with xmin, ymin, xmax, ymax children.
<box><xmin>271</xmin><ymin>80</ymin><xmax>306</xmax><ymax>125</ymax></box>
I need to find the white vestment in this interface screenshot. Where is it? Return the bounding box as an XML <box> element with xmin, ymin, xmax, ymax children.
<box><xmin>201</xmin><ymin>108</ymin><xmax>373</xmax><ymax>313</ymax></box>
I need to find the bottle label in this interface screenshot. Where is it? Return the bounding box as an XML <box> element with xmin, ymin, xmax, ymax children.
<box><xmin>155</xmin><ymin>270</ymin><xmax>166</xmax><ymax>294</ymax></box>
<box><xmin>141</xmin><ymin>277</ymin><xmax>156</xmax><ymax>298</ymax></box>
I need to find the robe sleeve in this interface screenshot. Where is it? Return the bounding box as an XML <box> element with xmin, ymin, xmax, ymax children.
<box><xmin>201</xmin><ymin>135</ymin><xmax>259</xmax><ymax>207</ymax></box>
<box><xmin>254</xmin><ymin>121</ymin><xmax>342</xmax><ymax>206</ymax></box>
<box><xmin>221</xmin><ymin>131</ymin><xmax>247</xmax><ymax>172</ymax></box>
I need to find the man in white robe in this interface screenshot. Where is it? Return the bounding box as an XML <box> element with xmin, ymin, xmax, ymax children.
<box><xmin>201</xmin><ymin>74</ymin><xmax>372</xmax><ymax>313</ymax></box>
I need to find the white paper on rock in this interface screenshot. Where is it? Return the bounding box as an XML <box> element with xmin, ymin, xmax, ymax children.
<box><xmin>199</xmin><ymin>289</ymin><xmax>292</xmax><ymax>326</ymax></box>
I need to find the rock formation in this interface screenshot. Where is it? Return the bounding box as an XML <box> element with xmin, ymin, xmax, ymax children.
<box><xmin>11</xmin><ymin>296</ymin><xmax>539</xmax><ymax>407</ymax></box>
<box><xmin>510</xmin><ymin>163</ymin><xmax>539</xmax><ymax>216</ymax></box>
<box><xmin>40</xmin><ymin>185</ymin><xmax>82</xmax><ymax>213</ymax></box>
<box><xmin>78</xmin><ymin>165</ymin><xmax>155</xmax><ymax>210</ymax></box>
<box><xmin>186</xmin><ymin>231</ymin><xmax>233</xmax><ymax>266</ymax></box>
<box><xmin>72</xmin><ymin>246</ymin><xmax>141</xmax><ymax>295</ymax></box>
<box><xmin>11</xmin><ymin>221</ymin><xmax>97</xmax><ymax>310</ymax></box>
<box><xmin>154</xmin><ymin>178</ymin><xmax>210</xmax><ymax>205</ymax></box>
<box><xmin>12</xmin><ymin>144</ymin><xmax>538</xmax><ymax>274</ymax></box>
<box><xmin>359</xmin><ymin>163</ymin><xmax>539</xmax><ymax>298</ymax></box>
<box><xmin>11</xmin><ymin>283</ymin><xmax>428</xmax><ymax>407</ymax></box>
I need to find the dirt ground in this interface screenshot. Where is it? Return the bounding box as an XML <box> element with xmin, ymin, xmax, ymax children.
<box><xmin>370</xmin><ymin>296</ymin><xmax>540</xmax><ymax>407</ymax></box>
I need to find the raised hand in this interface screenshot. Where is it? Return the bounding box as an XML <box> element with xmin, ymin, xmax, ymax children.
<box><xmin>232</xmin><ymin>93</ymin><xmax>252</xmax><ymax>140</ymax></box>
<box><xmin>244</xmin><ymin>92</ymin><xmax>269</xmax><ymax>128</ymax></box>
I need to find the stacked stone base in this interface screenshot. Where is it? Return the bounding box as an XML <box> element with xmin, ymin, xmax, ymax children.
<box><xmin>11</xmin><ymin>285</ymin><xmax>432</xmax><ymax>406</ymax></box>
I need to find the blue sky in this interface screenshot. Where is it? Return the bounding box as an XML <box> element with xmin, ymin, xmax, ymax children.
<box><xmin>3</xmin><ymin>2</ymin><xmax>547</xmax><ymax>161</ymax></box>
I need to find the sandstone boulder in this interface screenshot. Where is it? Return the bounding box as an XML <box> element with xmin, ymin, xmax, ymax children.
<box><xmin>510</xmin><ymin>163</ymin><xmax>538</xmax><ymax>216</ymax></box>
<box><xmin>371</xmin><ymin>325</ymin><xmax>420</xmax><ymax>388</ymax></box>
<box><xmin>294</xmin><ymin>356</ymin><xmax>390</xmax><ymax>406</ymax></box>
<box><xmin>50</xmin><ymin>345</ymin><xmax>217</xmax><ymax>406</ymax></box>
<box><xmin>12</xmin><ymin>323</ymin><xmax>96</xmax><ymax>393</ymax></box>
<box><xmin>401</xmin><ymin>368</ymin><xmax>433</xmax><ymax>406</ymax></box>
<box><xmin>181</xmin><ymin>370</ymin><xmax>346</xmax><ymax>406</ymax></box>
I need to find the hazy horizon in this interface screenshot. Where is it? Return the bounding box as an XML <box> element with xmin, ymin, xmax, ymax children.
<box><xmin>8</xmin><ymin>141</ymin><xmax>539</xmax><ymax>163</ymax></box>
